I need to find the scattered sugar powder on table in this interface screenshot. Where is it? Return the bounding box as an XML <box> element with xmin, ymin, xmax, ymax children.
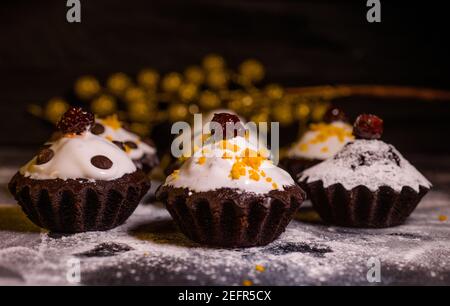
<box><xmin>0</xmin><ymin>190</ymin><xmax>449</xmax><ymax>285</ymax></box>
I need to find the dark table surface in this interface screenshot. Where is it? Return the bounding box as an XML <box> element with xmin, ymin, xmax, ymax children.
<box><xmin>0</xmin><ymin>148</ymin><xmax>449</xmax><ymax>285</ymax></box>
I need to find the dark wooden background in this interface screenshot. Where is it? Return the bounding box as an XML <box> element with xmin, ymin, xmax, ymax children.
<box><xmin>1</xmin><ymin>0</ymin><xmax>450</xmax><ymax>155</ymax></box>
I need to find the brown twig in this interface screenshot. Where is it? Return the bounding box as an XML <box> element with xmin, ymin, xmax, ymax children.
<box><xmin>286</xmin><ymin>85</ymin><xmax>450</xmax><ymax>101</ymax></box>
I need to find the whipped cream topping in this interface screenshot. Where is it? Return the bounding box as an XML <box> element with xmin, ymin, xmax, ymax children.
<box><xmin>300</xmin><ymin>139</ymin><xmax>432</xmax><ymax>192</ymax></box>
<box><xmin>165</xmin><ymin>136</ymin><xmax>295</xmax><ymax>194</ymax></box>
<box><xmin>20</xmin><ymin>131</ymin><xmax>136</xmax><ymax>181</ymax></box>
<box><xmin>288</xmin><ymin>121</ymin><xmax>354</xmax><ymax>160</ymax></box>
<box><xmin>95</xmin><ymin>116</ymin><xmax>156</xmax><ymax>161</ymax></box>
<box><xmin>176</xmin><ymin>110</ymin><xmax>268</xmax><ymax>161</ymax></box>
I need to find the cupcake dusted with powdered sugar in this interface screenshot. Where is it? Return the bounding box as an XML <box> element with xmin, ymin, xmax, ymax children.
<box><xmin>157</xmin><ymin>113</ymin><xmax>305</xmax><ymax>248</ymax></box>
<box><xmin>299</xmin><ymin>114</ymin><xmax>431</xmax><ymax>228</ymax></box>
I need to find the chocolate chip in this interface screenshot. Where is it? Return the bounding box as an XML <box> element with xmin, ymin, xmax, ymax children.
<box><xmin>124</xmin><ymin>141</ymin><xmax>138</xmax><ymax>149</ymax></box>
<box><xmin>91</xmin><ymin>123</ymin><xmax>105</xmax><ymax>135</ymax></box>
<box><xmin>91</xmin><ymin>155</ymin><xmax>113</xmax><ymax>169</ymax></box>
<box><xmin>112</xmin><ymin>141</ymin><xmax>126</xmax><ymax>151</ymax></box>
<box><xmin>36</xmin><ymin>148</ymin><xmax>54</xmax><ymax>165</ymax></box>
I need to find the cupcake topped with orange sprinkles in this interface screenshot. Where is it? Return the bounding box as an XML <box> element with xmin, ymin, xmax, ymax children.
<box><xmin>165</xmin><ymin>113</ymin><xmax>294</xmax><ymax>194</ymax></box>
<box><xmin>287</xmin><ymin>108</ymin><xmax>353</xmax><ymax>161</ymax></box>
<box><xmin>157</xmin><ymin>113</ymin><xmax>305</xmax><ymax>248</ymax></box>
<box><xmin>281</xmin><ymin>107</ymin><xmax>354</xmax><ymax>177</ymax></box>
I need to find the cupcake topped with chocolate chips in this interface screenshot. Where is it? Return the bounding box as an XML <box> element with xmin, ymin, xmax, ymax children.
<box><xmin>91</xmin><ymin>115</ymin><xmax>158</xmax><ymax>173</ymax></box>
<box><xmin>9</xmin><ymin>107</ymin><xmax>150</xmax><ymax>233</ymax></box>
<box><xmin>299</xmin><ymin>114</ymin><xmax>431</xmax><ymax>228</ymax></box>
<box><xmin>282</xmin><ymin>107</ymin><xmax>354</xmax><ymax>177</ymax></box>
<box><xmin>157</xmin><ymin>113</ymin><xmax>305</xmax><ymax>247</ymax></box>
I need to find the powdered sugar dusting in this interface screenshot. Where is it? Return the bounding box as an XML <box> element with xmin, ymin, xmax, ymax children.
<box><xmin>0</xmin><ymin>189</ymin><xmax>449</xmax><ymax>285</ymax></box>
<box><xmin>300</xmin><ymin>140</ymin><xmax>432</xmax><ymax>192</ymax></box>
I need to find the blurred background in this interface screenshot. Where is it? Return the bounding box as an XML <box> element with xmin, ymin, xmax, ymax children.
<box><xmin>1</xmin><ymin>0</ymin><xmax>450</xmax><ymax>157</ymax></box>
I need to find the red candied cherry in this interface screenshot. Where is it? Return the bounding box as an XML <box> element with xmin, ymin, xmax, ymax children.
<box><xmin>323</xmin><ymin>107</ymin><xmax>348</xmax><ymax>123</ymax></box>
<box><xmin>353</xmin><ymin>114</ymin><xmax>383</xmax><ymax>140</ymax></box>
<box><xmin>57</xmin><ymin>107</ymin><xmax>95</xmax><ymax>135</ymax></box>
<box><xmin>211</xmin><ymin>113</ymin><xmax>245</xmax><ymax>139</ymax></box>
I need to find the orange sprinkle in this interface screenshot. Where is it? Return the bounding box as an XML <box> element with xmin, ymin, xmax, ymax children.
<box><xmin>64</xmin><ymin>133</ymin><xmax>78</xmax><ymax>138</ymax></box>
<box><xmin>244</xmin><ymin>156</ymin><xmax>263</xmax><ymax>170</ymax></box>
<box><xmin>219</xmin><ymin>140</ymin><xmax>240</xmax><ymax>152</ymax></box>
<box><xmin>255</xmin><ymin>265</ymin><xmax>265</xmax><ymax>272</ymax></box>
<box><xmin>258</xmin><ymin>148</ymin><xmax>270</xmax><ymax>158</ymax></box>
<box><xmin>202</xmin><ymin>133</ymin><xmax>211</xmax><ymax>143</ymax></box>
<box><xmin>260</xmin><ymin>170</ymin><xmax>266</xmax><ymax>177</ymax></box>
<box><xmin>249</xmin><ymin>169</ymin><xmax>260</xmax><ymax>181</ymax></box>
<box><xmin>321</xmin><ymin>146</ymin><xmax>329</xmax><ymax>153</ymax></box>
<box><xmin>197</xmin><ymin>156</ymin><xmax>206</xmax><ymax>165</ymax></box>
<box><xmin>178</xmin><ymin>154</ymin><xmax>189</xmax><ymax>162</ymax></box>
<box><xmin>101</xmin><ymin>114</ymin><xmax>122</xmax><ymax>130</ymax></box>
<box><xmin>230</xmin><ymin>161</ymin><xmax>246</xmax><ymax>179</ymax></box>
<box><xmin>242</xmin><ymin>280</ymin><xmax>253</xmax><ymax>286</ymax></box>
<box><xmin>266</xmin><ymin>177</ymin><xmax>272</xmax><ymax>183</ymax></box>
<box><xmin>307</xmin><ymin>122</ymin><xmax>353</xmax><ymax>145</ymax></box>
<box><xmin>222</xmin><ymin>152</ymin><xmax>233</xmax><ymax>159</ymax></box>
<box><xmin>219</xmin><ymin>140</ymin><xmax>228</xmax><ymax>149</ymax></box>
<box><xmin>242</xmin><ymin>148</ymin><xmax>258</xmax><ymax>158</ymax></box>
<box><xmin>105</xmin><ymin>135</ymin><xmax>113</xmax><ymax>142</ymax></box>
<box><xmin>171</xmin><ymin>170</ymin><xmax>180</xmax><ymax>179</ymax></box>
<box><xmin>272</xmin><ymin>182</ymin><xmax>278</xmax><ymax>189</ymax></box>
<box><xmin>299</xmin><ymin>143</ymin><xmax>308</xmax><ymax>152</ymax></box>
<box><xmin>438</xmin><ymin>215</ymin><xmax>448</xmax><ymax>222</ymax></box>
<box><xmin>124</xmin><ymin>145</ymin><xmax>132</xmax><ymax>153</ymax></box>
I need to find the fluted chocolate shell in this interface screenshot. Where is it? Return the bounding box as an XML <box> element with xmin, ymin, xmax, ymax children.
<box><xmin>157</xmin><ymin>185</ymin><xmax>305</xmax><ymax>248</ymax></box>
<box><xmin>8</xmin><ymin>171</ymin><xmax>151</xmax><ymax>233</ymax></box>
<box><xmin>280</xmin><ymin>157</ymin><xmax>322</xmax><ymax>179</ymax></box>
<box><xmin>300</xmin><ymin>180</ymin><xmax>429</xmax><ymax>228</ymax></box>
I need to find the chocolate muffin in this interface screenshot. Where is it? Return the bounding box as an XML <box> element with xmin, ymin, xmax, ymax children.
<box><xmin>8</xmin><ymin>107</ymin><xmax>151</xmax><ymax>233</ymax></box>
<box><xmin>91</xmin><ymin>115</ymin><xmax>159</xmax><ymax>174</ymax></box>
<box><xmin>281</xmin><ymin>108</ymin><xmax>354</xmax><ymax>178</ymax></box>
<box><xmin>157</xmin><ymin>113</ymin><xmax>305</xmax><ymax>248</ymax></box>
<box><xmin>299</xmin><ymin>114</ymin><xmax>432</xmax><ymax>228</ymax></box>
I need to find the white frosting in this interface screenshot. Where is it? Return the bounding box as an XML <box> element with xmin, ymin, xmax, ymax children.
<box><xmin>165</xmin><ymin>136</ymin><xmax>295</xmax><ymax>194</ymax></box>
<box><xmin>202</xmin><ymin>110</ymin><xmax>264</xmax><ymax>149</ymax></box>
<box><xmin>176</xmin><ymin>109</ymin><xmax>268</xmax><ymax>159</ymax></box>
<box><xmin>300</xmin><ymin>139</ymin><xmax>432</xmax><ymax>192</ymax></box>
<box><xmin>288</xmin><ymin>121</ymin><xmax>353</xmax><ymax>160</ymax></box>
<box><xmin>96</xmin><ymin>118</ymin><xmax>156</xmax><ymax>160</ymax></box>
<box><xmin>20</xmin><ymin>132</ymin><xmax>136</xmax><ymax>181</ymax></box>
